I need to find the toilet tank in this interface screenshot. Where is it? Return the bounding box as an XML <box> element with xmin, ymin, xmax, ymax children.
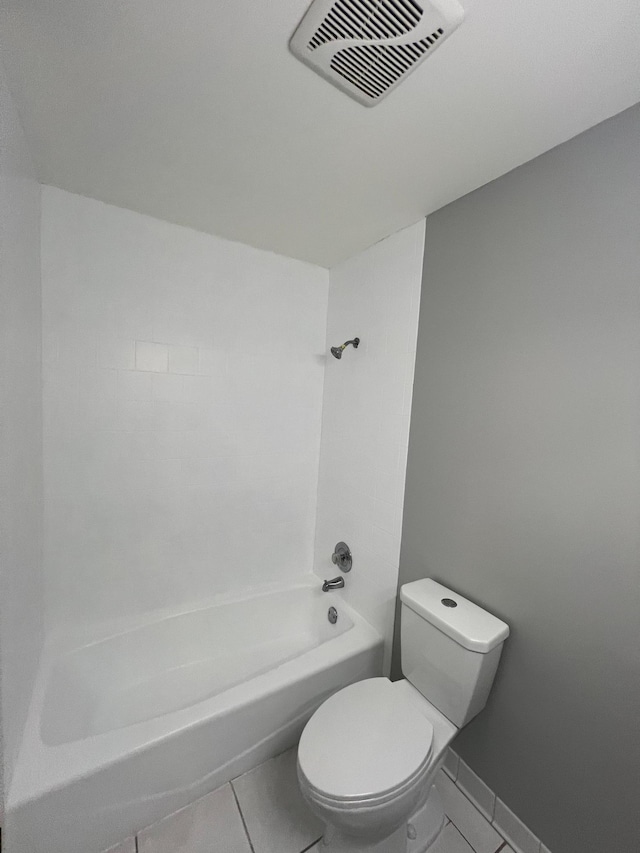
<box><xmin>400</xmin><ymin>579</ymin><xmax>509</xmax><ymax>728</ymax></box>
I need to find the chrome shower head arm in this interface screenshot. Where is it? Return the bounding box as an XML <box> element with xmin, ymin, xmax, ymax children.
<box><xmin>330</xmin><ymin>337</ymin><xmax>360</xmax><ymax>359</ymax></box>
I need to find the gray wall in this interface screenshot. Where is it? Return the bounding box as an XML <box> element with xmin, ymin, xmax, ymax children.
<box><xmin>0</xmin><ymin>58</ymin><xmax>43</xmax><ymax>815</ymax></box>
<box><xmin>394</xmin><ymin>104</ymin><xmax>640</xmax><ymax>853</ymax></box>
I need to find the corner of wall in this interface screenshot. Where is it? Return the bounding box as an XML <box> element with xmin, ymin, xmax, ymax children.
<box><xmin>313</xmin><ymin>220</ymin><xmax>426</xmax><ymax>667</ymax></box>
<box><xmin>0</xmin><ymin>57</ymin><xmax>44</xmax><ymax>806</ymax></box>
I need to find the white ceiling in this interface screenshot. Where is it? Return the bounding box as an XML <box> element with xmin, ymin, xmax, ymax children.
<box><xmin>1</xmin><ymin>0</ymin><xmax>639</xmax><ymax>267</ymax></box>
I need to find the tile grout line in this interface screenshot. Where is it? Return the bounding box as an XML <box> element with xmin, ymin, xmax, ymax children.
<box><xmin>449</xmin><ymin>753</ymin><xmax>547</xmax><ymax>853</ymax></box>
<box><xmin>447</xmin><ymin>768</ymin><xmax>506</xmax><ymax>851</ymax></box>
<box><xmin>452</xmin><ymin>753</ymin><xmax>496</xmax><ymax>824</ymax></box>
<box><xmin>230</xmin><ymin>782</ymin><xmax>256</xmax><ymax>853</ymax></box>
<box><xmin>456</xmin><ymin>775</ymin><xmax>497</xmax><ymax>824</ymax></box>
<box><xmin>448</xmin><ymin>816</ymin><xmax>503</xmax><ymax>853</ymax></box>
<box><xmin>299</xmin><ymin>838</ymin><xmax>323</xmax><ymax>853</ymax></box>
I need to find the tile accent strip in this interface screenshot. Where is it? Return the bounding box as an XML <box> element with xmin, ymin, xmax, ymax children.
<box><xmin>456</xmin><ymin>758</ymin><xmax>496</xmax><ymax>822</ymax></box>
<box><xmin>446</xmin><ymin>750</ymin><xmax>547</xmax><ymax>853</ymax></box>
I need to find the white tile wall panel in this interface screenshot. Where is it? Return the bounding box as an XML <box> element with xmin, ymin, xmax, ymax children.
<box><xmin>314</xmin><ymin>221</ymin><xmax>425</xmax><ymax>663</ymax></box>
<box><xmin>0</xmin><ymin>62</ymin><xmax>44</xmax><ymax>807</ymax></box>
<box><xmin>41</xmin><ymin>188</ymin><xmax>328</xmax><ymax>629</ymax></box>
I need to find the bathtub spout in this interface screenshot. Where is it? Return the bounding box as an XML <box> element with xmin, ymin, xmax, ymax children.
<box><xmin>322</xmin><ymin>577</ymin><xmax>345</xmax><ymax>592</ymax></box>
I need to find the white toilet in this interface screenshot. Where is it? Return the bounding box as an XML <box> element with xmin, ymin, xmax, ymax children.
<box><xmin>297</xmin><ymin>578</ymin><xmax>509</xmax><ymax>853</ymax></box>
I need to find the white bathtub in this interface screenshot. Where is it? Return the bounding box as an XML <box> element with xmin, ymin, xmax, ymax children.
<box><xmin>6</xmin><ymin>577</ymin><xmax>383</xmax><ymax>853</ymax></box>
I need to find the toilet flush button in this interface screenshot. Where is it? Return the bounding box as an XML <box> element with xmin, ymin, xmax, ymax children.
<box><xmin>441</xmin><ymin>598</ymin><xmax>457</xmax><ymax>608</ymax></box>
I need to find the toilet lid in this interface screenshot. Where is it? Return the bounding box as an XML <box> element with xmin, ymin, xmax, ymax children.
<box><xmin>298</xmin><ymin>678</ymin><xmax>434</xmax><ymax>801</ymax></box>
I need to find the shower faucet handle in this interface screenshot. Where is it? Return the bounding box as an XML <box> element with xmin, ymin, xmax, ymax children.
<box><xmin>331</xmin><ymin>542</ymin><xmax>352</xmax><ymax>573</ymax></box>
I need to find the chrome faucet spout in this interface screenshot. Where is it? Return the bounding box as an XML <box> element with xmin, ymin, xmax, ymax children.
<box><xmin>322</xmin><ymin>576</ymin><xmax>345</xmax><ymax>592</ymax></box>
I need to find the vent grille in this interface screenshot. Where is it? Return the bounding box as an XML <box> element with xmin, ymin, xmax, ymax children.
<box><xmin>330</xmin><ymin>28</ymin><xmax>443</xmax><ymax>99</ymax></box>
<box><xmin>289</xmin><ymin>0</ymin><xmax>465</xmax><ymax>106</ymax></box>
<box><xmin>308</xmin><ymin>0</ymin><xmax>424</xmax><ymax>49</ymax></box>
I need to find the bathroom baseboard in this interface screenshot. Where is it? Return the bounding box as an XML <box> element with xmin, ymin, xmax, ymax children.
<box><xmin>443</xmin><ymin>749</ymin><xmax>550</xmax><ymax>853</ymax></box>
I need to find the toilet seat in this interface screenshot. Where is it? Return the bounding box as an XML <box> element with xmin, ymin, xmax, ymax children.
<box><xmin>298</xmin><ymin>677</ymin><xmax>434</xmax><ymax>806</ymax></box>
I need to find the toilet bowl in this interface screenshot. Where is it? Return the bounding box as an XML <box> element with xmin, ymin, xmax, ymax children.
<box><xmin>297</xmin><ymin>678</ymin><xmax>456</xmax><ymax>853</ymax></box>
<box><xmin>297</xmin><ymin>579</ymin><xmax>510</xmax><ymax>852</ymax></box>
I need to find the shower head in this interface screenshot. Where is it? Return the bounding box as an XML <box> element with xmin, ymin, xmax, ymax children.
<box><xmin>331</xmin><ymin>338</ymin><xmax>360</xmax><ymax>359</ymax></box>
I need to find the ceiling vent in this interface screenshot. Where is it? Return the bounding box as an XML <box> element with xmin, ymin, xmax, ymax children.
<box><xmin>290</xmin><ymin>0</ymin><xmax>465</xmax><ymax>107</ymax></box>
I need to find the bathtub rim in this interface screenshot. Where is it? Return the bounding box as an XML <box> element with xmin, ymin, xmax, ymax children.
<box><xmin>7</xmin><ymin>575</ymin><xmax>382</xmax><ymax>812</ymax></box>
<box><xmin>46</xmin><ymin>574</ymin><xmax>348</xmax><ymax>655</ymax></box>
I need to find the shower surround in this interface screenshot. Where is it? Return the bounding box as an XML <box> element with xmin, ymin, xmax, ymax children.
<box><xmin>41</xmin><ymin>187</ymin><xmax>329</xmax><ymax>628</ymax></box>
<box><xmin>39</xmin><ymin>187</ymin><xmax>424</xmax><ymax>640</ymax></box>
<box><xmin>314</xmin><ymin>222</ymin><xmax>425</xmax><ymax>667</ymax></box>
<box><xmin>2</xmin><ymin>186</ymin><xmax>425</xmax><ymax>852</ymax></box>
<box><xmin>0</xmin><ymin>63</ymin><xmax>44</xmax><ymax>821</ymax></box>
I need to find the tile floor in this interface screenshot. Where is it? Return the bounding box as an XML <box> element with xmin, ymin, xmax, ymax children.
<box><xmin>107</xmin><ymin>749</ymin><xmax>521</xmax><ymax>853</ymax></box>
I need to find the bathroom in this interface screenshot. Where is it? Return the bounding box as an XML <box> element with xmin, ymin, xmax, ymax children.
<box><xmin>0</xmin><ymin>1</ymin><xmax>638</xmax><ymax>852</ymax></box>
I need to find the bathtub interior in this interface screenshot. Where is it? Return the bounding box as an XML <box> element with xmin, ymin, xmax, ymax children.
<box><xmin>6</xmin><ymin>582</ymin><xmax>382</xmax><ymax>853</ymax></box>
<box><xmin>41</xmin><ymin>583</ymin><xmax>355</xmax><ymax>745</ymax></box>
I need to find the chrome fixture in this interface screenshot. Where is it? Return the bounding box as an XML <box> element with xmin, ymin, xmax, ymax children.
<box><xmin>322</xmin><ymin>577</ymin><xmax>345</xmax><ymax>592</ymax></box>
<box><xmin>331</xmin><ymin>541</ymin><xmax>352</xmax><ymax>573</ymax></box>
<box><xmin>330</xmin><ymin>338</ymin><xmax>360</xmax><ymax>359</ymax></box>
<box><xmin>328</xmin><ymin>606</ymin><xmax>338</xmax><ymax>624</ymax></box>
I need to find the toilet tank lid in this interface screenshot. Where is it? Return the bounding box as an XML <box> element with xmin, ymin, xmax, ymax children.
<box><xmin>400</xmin><ymin>579</ymin><xmax>509</xmax><ymax>653</ymax></box>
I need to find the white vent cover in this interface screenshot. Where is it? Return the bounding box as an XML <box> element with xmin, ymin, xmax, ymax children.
<box><xmin>290</xmin><ymin>0</ymin><xmax>465</xmax><ymax>106</ymax></box>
